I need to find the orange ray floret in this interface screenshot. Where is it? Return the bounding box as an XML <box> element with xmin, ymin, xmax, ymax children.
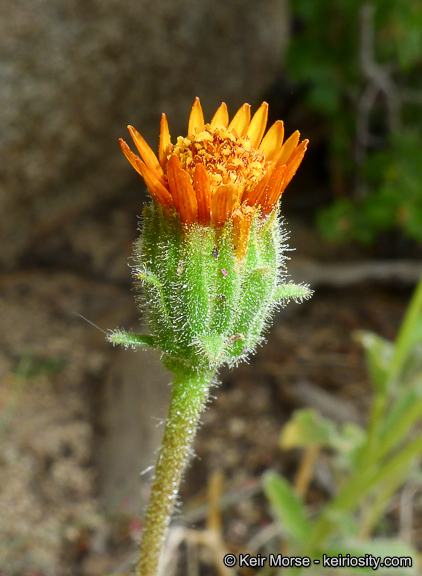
<box><xmin>232</xmin><ymin>205</ymin><xmax>255</xmax><ymax>260</ymax></box>
<box><xmin>210</xmin><ymin>102</ymin><xmax>229</xmax><ymax>128</ymax></box>
<box><xmin>167</xmin><ymin>155</ymin><xmax>198</xmax><ymax>224</ymax></box>
<box><xmin>243</xmin><ymin>162</ymin><xmax>277</xmax><ymax>207</ymax></box>
<box><xmin>274</xmin><ymin>130</ymin><xmax>300</xmax><ymax>166</ymax></box>
<box><xmin>194</xmin><ymin>163</ymin><xmax>211</xmax><ymax>225</ymax></box>
<box><xmin>259</xmin><ymin>120</ymin><xmax>284</xmax><ymax>161</ymax></box>
<box><xmin>188</xmin><ymin>97</ymin><xmax>205</xmax><ymax>136</ymax></box>
<box><xmin>159</xmin><ymin>114</ymin><xmax>171</xmax><ymax>170</ymax></box>
<box><xmin>120</xmin><ymin>139</ymin><xmax>173</xmax><ymax>208</ymax></box>
<box><xmin>259</xmin><ymin>165</ymin><xmax>288</xmax><ymax>217</ymax></box>
<box><xmin>227</xmin><ymin>104</ymin><xmax>251</xmax><ymax>137</ymax></box>
<box><xmin>127</xmin><ymin>126</ymin><xmax>166</xmax><ymax>186</ymax></box>
<box><xmin>283</xmin><ymin>139</ymin><xmax>309</xmax><ymax>188</ymax></box>
<box><xmin>120</xmin><ymin>98</ymin><xmax>308</xmax><ymax>228</ymax></box>
<box><xmin>246</xmin><ymin>102</ymin><xmax>268</xmax><ymax>148</ymax></box>
<box><xmin>210</xmin><ymin>185</ymin><xmax>239</xmax><ymax>226</ymax></box>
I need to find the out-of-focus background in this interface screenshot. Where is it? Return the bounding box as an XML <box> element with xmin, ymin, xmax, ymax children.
<box><xmin>1</xmin><ymin>1</ymin><xmax>422</xmax><ymax>575</ymax></box>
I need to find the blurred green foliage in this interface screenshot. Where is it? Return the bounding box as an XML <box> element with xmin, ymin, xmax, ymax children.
<box><xmin>261</xmin><ymin>277</ymin><xmax>422</xmax><ymax>573</ymax></box>
<box><xmin>286</xmin><ymin>0</ymin><xmax>422</xmax><ymax>245</ymax></box>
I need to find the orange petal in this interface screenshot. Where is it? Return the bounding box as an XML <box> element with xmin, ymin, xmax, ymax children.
<box><xmin>246</xmin><ymin>102</ymin><xmax>268</xmax><ymax>148</ymax></box>
<box><xmin>210</xmin><ymin>185</ymin><xmax>239</xmax><ymax>226</ymax></box>
<box><xmin>120</xmin><ymin>139</ymin><xmax>173</xmax><ymax>209</ymax></box>
<box><xmin>120</xmin><ymin>138</ymin><xmax>144</xmax><ymax>176</ymax></box>
<box><xmin>232</xmin><ymin>205</ymin><xmax>255</xmax><ymax>260</ymax></box>
<box><xmin>158</xmin><ymin>113</ymin><xmax>171</xmax><ymax>169</ymax></box>
<box><xmin>259</xmin><ymin>165</ymin><xmax>287</xmax><ymax>216</ymax></box>
<box><xmin>210</xmin><ymin>102</ymin><xmax>229</xmax><ymax>128</ymax></box>
<box><xmin>188</xmin><ymin>97</ymin><xmax>205</xmax><ymax>136</ymax></box>
<box><xmin>128</xmin><ymin>125</ymin><xmax>166</xmax><ymax>186</ymax></box>
<box><xmin>167</xmin><ymin>155</ymin><xmax>198</xmax><ymax>224</ymax></box>
<box><xmin>228</xmin><ymin>103</ymin><xmax>251</xmax><ymax>137</ymax></box>
<box><xmin>283</xmin><ymin>139</ymin><xmax>308</xmax><ymax>188</ymax></box>
<box><xmin>243</xmin><ymin>162</ymin><xmax>277</xmax><ymax>207</ymax></box>
<box><xmin>193</xmin><ymin>164</ymin><xmax>211</xmax><ymax>225</ymax></box>
<box><xmin>259</xmin><ymin>120</ymin><xmax>285</xmax><ymax>160</ymax></box>
<box><xmin>274</xmin><ymin>130</ymin><xmax>300</xmax><ymax>166</ymax></box>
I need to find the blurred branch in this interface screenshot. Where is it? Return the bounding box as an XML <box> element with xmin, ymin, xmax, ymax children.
<box><xmin>290</xmin><ymin>258</ymin><xmax>422</xmax><ymax>288</ymax></box>
<box><xmin>355</xmin><ymin>4</ymin><xmax>400</xmax><ymax>197</ymax></box>
<box><xmin>359</xmin><ymin>4</ymin><xmax>400</xmax><ymax>132</ymax></box>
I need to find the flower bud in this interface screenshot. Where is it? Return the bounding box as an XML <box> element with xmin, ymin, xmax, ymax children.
<box><xmin>109</xmin><ymin>99</ymin><xmax>311</xmax><ymax>373</ymax></box>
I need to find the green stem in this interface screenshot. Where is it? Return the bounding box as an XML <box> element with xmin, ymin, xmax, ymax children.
<box><xmin>136</xmin><ymin>367</ymin><xmax>215</xmax><ymax>576</ymax></box>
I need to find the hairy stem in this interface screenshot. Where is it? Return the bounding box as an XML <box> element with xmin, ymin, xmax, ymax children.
<box><xmin>136</xmin><ymin>367</ymin><xmax>215</xmax><ymax>576</ymax></box>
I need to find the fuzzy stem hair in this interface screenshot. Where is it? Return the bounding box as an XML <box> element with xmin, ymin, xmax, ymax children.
<box><xmin>136</xmin><ymin>367</ymin><xmax>215</xmax><ymax>576</ymax></box>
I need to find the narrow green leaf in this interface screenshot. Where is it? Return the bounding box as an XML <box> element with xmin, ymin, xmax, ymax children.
<box><xmin>107</xmin><ymin>330</ymin><xmax>155</xmax><ymax>349</ymax></box>
<box><xmin>262</xmin><ymin>470</ymin><xmax>311</xmax><ymax>546</ymax></box>
<box><xmin>273</xmin><ymin>283</ymin><xmax>313</xmax><ymax>303</ymax></box>
<box><xmin>354</xmin><ymin>330</ymin><xmax>394</xmax><ymax>394</ymax></box>
<box><xmin>390</xmin><ymin>277</ymin><xmax>422</xmax><ymax>382</ymax></box>
<box><xmin>378</xmin><ymin>390</ymin><xmax>421</xmax><ymax>453</ymax></box>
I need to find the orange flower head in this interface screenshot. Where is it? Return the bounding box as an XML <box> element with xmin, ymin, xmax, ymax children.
<box><xmin>120</xmin><ymin>97</ymin><xmax>308</xmax><ymax>230</ymax></box>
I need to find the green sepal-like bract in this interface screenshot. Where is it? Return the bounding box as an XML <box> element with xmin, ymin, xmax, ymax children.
<box><xmin>107</xmin><ymin>330</ymin><xmax>155</xmax><ymax>349</ymax></box>
<box><xmin>111</xmin><ymin>202</ymin><xmax>312</xmax><ymax>372</ymax></box>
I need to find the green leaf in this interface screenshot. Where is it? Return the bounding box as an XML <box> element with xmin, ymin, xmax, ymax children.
<box><xmin>280</xmin><ymin>408</ymin><xmax>336</xmax><ymax>449</ymax></box>
<box><xmin>390</xmin><ymin>277</ymin><xmax>422</xmax><ymax>382</ymax></box>
<box><xmin>107</xmin><ymin>330</ymin><xmax>155</xmax><ymax>349</ymax></box>
<box><xmin>273</xmin><ymin>283</ymin><xmax>313</xmax><ymax>304</ymax></box>
<box><xmin>262</xmin><ymin>470</ymin><xmax>311</xmax><ymax>546</ymax></box>
<box><xmin>354</xmin><ymin>330</ymin><xmax>394</xmax><ymax>395</ymax></box>
<box><xmin>330</xmin><ymin>422</ymin><xmax>366</xmax><ymax>470</ymax></box>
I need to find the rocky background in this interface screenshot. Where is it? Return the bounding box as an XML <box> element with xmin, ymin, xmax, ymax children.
<box><xmin>1</xmin><ymin>0</ymin><xmax>289</xmax><ymax>270</ymax></box>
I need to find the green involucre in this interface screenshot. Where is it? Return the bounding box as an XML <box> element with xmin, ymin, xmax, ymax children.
<box><xmin>108</xmin><ymin>202</ymin><xmax>312</xmax><ymax>372</ymax></box>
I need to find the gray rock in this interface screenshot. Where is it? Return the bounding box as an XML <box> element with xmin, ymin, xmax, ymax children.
<box><xmin>96</xmin><ymin>347</ymin><xmax>171</xmax><ymax>513</ymax></box>
<box><xmin>1</xmin><ymin>0</ymin><xmax>289</xmax><ymax>269</ymax></box>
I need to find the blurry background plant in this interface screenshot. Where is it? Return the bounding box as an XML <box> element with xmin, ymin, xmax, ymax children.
<box><xmin>262</xmin><ymin>277</ymin><xmax>422</xmax><ymax>574</ymax></box>
<box><xmin>285</xmin><ymin>0</ymin><xmax>422</xmax><ymax>247</ymax></box>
